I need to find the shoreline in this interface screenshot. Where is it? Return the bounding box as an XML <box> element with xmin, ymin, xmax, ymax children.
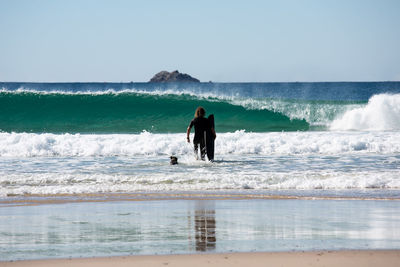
<box><xmin>2</xmin><ymin>250</ymin><xmax>400</xmax><ymax>267</ymax></box>
<box><xmin>2</xmin><ymin>190</ymin><xmax>400</xmax><ymax>207</ymax></box>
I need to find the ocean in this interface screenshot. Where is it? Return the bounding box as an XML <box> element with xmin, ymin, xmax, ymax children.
<box><xmin>1</xmin><ymin>81</ymin><xmax>400</xmax><ymax>197</ymax></box>
<box><xmin>1</xmin><ymin>81</ymin><xmax>400</xmax><ymax>260</ymax></box>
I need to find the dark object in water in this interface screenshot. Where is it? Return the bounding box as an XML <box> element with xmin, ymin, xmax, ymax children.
<box><xmin>170</xmin><ymin>156</ymin><xmax>178</xmax><ymax>165</ymax></box>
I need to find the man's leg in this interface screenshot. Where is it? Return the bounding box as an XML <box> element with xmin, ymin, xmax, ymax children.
<box><xmin>200</xmin><ymin>139</ymin><xmax>206</xmax><ymax>160</ymax></box>
<box><xmin>194</xmin><ymin>142</ymin><xmax>199</xmax><ymax>160</ymax></box>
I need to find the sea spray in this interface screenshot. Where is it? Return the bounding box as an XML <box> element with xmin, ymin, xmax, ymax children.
<box><xmin>331</xmin><ymin>94</ymin><xmax>400</xmax><ymax>131</ymax></box>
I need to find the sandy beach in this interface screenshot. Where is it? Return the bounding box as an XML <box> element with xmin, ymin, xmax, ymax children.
<box><xmin>2</xmin><ymin>250</ymin><xmax>399</xmax><ymax>267</ymax></box>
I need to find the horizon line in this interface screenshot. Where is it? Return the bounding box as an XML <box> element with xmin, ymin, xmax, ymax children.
<box><xmin>1</xmin><ymin>80</ymin><xmax>400</xmax><ymax>84</ymax></box>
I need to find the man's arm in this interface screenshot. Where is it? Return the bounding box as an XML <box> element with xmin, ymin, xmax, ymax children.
<box><xmin>186</xmin><ymin>126</ymin><xmax>191</xmax><ymax>143</ymax></box>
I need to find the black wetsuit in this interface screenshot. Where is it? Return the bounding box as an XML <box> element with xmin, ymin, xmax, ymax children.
<box><xmin>188</xmin><ymin>117</ymin><xmax>211</xmax><ymax>160</ymax></box>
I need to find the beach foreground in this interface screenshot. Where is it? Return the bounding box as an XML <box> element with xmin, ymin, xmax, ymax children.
<box><xmin>1</xmin><ymin>197</ymin><xmax>400</xmax><ymax>260</ymax></box>
<box><xmin>2</xmin><ymin>250</ymin><xmax>400</xmax><ymax>267</ymax></box>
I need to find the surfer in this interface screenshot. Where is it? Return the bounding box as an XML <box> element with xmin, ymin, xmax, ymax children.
<box><xmin>187</xmin><ymin>107</ymin><xmax>216</xmax><ymax>161</ymax></box>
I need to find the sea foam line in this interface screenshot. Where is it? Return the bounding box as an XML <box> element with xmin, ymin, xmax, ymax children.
<box><xmin>1</xmin><ymin>170</ymin><xmax>399</xmax><ymax>197</ymax></box>
<box><xmin>1</xmin><ymin>131</ymin><xmax>400</xmax><ymax>157</ymax></box>
<box><xmin>0</xmin><ymin>86</ymin><xmax>220</xmax><ymax>97</ymax></box>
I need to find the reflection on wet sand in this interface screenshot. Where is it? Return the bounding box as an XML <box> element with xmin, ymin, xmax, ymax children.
<box><xmin>194</xmin><ymin>202</ymin><xmax>216</xmax><ymax>251</ymax></box>
<box><xmin>2</xmin><ymin>199</ymin><xmax>400</xmax><ymax>261</ymax></box>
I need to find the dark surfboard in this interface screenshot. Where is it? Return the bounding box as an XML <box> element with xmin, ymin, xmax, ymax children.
<box><xmin>206</xmin><ymin>114</ymin><xmax>215</xmax><ymax>161</ymax></box>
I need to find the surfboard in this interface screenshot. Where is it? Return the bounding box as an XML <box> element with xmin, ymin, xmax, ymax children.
<box><xmin>206</xmin><ymin>114</ymin><xmax>215</xmax><ymax>161</ymax></box>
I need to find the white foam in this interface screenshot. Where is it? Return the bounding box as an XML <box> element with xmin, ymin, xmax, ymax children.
<box><xmin>0</xmin><ymin>87</ymin><xmax>218</xmax><ymax>97</ymax></box>
<box><xmin>1</xmin><ymin>131</ymin><xmax>400</xmax><ymax>157</ymax></box>
<box><xmin>331</xmin><ymin>94</ymin><xmax>400</xmax><ymax>131</ymax></box>
<box><xmin>1</xmin><ymin>170</ymin><xmax>399</xmax><ymax>197</ymax></box>
<box><xmin>1</xmin><ymin>131</ymin><xmax>399</xmax><ymax>196</ymax></box>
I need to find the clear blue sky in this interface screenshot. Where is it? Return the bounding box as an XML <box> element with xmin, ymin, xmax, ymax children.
<box><xmin>0</xmin><ymin>0</ymin><xmax>399</xmax><ymax>82</ymax></box>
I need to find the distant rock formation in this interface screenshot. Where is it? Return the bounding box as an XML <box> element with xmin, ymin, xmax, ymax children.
<box><xmin>149</xmin><ymin>70</ymin><xmax>200</xmax><ymax>83</ymax></box>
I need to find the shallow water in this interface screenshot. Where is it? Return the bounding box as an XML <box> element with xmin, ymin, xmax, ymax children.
<box><xmin>1</xmin><ymin>133</ymin><xmax>399</xmax><ymax>196</ymax></box>
<box><xmin>1</xmin><ymin>199</ymin><xmax>399</xmax><ymax>261</ymax></box>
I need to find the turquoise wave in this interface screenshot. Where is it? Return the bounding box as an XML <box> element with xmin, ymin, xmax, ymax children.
<box><xmin>0</xmin><ymin>91</ymin><xmax>311</xmax><ymax>133</ymax></box>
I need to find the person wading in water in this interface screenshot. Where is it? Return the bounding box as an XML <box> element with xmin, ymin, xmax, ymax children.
<box><xmin>186</xmin><ymin>107</ymin><xmax>216</xmax><ymax>160</ymax></box>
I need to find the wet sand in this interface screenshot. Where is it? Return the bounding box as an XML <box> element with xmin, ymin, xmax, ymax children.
<box><xmin>2</xmin><ymin>250</ymin><xmax>400</xmax><ymax>267</ymax></box>
<box><xmin>1</xmin><ymin>197</ymin><xmax>400</xmax><ymax>261</ymax></box>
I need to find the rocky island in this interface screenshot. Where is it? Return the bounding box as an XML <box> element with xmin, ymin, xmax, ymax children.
<box><xmin>149</xmin><ymin>70</ymin><xmax>200</xmax><ymax>83</ymax></box>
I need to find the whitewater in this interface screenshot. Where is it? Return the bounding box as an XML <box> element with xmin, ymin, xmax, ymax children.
<box><xmin>0</xmin><ymin>82</ymin><xmax>400</xmax><ymax>198</ymax></box>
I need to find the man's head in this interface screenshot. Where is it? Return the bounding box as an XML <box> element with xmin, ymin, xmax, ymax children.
<box><xmin>195</xmin><ymin>106</ymin><xmax>206</xmax><ymax>118</ymax></box>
